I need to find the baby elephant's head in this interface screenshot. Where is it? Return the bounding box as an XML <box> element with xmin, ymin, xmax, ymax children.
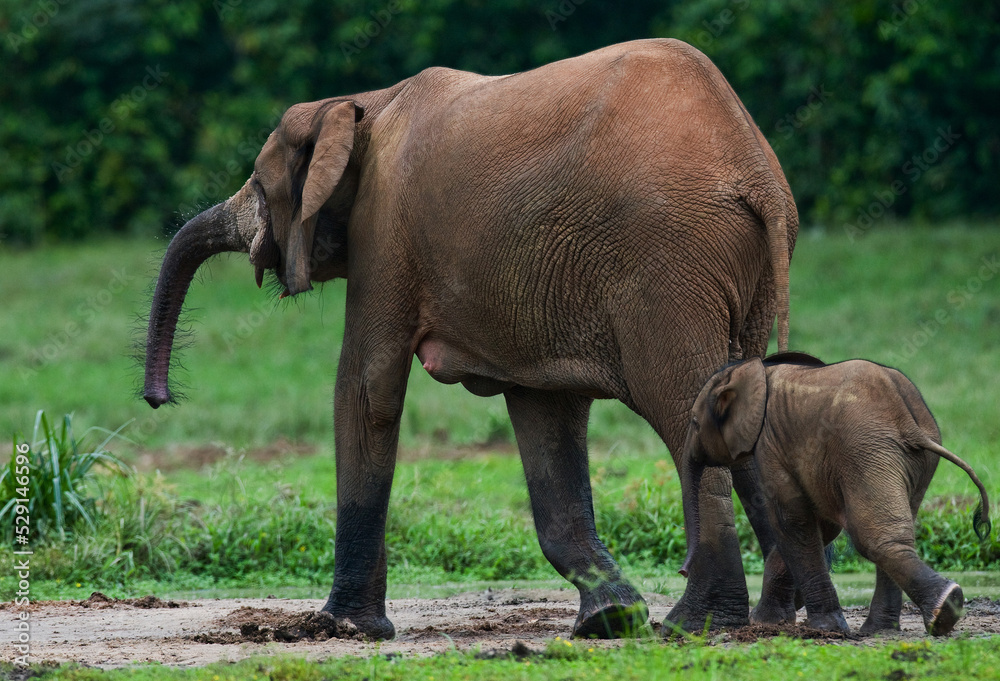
<box><xmin>685</xmin><ymin>357</ymin><xmax>768</xmax><ymax>468</ymax></box>
<box><xmin>679</xmin><ymin>357</ymin><xmax>767</xmax><ymax>577</ymax></box>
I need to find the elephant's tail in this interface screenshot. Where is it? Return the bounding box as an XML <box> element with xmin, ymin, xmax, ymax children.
<box><xmin>921</xmin><ymin>438</ymin><xmax>992</xmax><ymax>542</ymax></box>
<box><xmin>766</xmin><ymin>209</ymin><xmax>790</xmax><ymax>354</ymax></box>
<box><xmin>745</xmin><ymin>189</ymin><xmax>790</xmax><ymax>353</ymax></box>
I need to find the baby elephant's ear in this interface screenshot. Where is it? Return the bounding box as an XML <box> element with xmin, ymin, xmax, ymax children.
<box><xmin>713</xmin><ymin>358</ymin><xmax>767</xmax><ymax>460</ymax></box>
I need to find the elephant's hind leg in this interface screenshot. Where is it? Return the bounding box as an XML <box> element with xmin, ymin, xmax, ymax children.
<box><xmin>846</xmin><ymin>493</ymin><xmax>962</xmax><ymax>636</ymax></box>
<box><xmin>505</xmin><ymin>387</ymin><xmax>648</xmax><ymax>638</ymax></box>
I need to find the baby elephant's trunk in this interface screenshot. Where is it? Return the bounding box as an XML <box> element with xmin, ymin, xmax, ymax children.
<box><xmin>922</xmin><ymin>439</ymin><xmax>993</xmax><ymax>541</ymax></box>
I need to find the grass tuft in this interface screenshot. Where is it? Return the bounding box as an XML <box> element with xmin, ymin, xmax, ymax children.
<box><xmin>0</xmin><ymin>411</ymin><xmax>131</xmax><ymax>543</ymax></box>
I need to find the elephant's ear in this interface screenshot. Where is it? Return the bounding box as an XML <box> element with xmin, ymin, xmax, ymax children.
<box><xmin>712</xmin><ymin>358</ymin><xmax>767</xmax><ymax>460</ymax></box>
<box><xmin>285</xmin><ymin>100</ymin><xmax>362</xmax><ymax>295</ymax></box>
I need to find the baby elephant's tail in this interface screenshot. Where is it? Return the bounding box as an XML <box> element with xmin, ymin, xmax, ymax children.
<box><xmin>921</xmin><ymin>439</ymin><xmax>992</xmax><ymax>542</ymax></box>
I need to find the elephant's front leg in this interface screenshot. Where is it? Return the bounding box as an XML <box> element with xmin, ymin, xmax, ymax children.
<box><xmin>505</xmin><ymin>387</ymin><xmax>648</xmax><ymax>638</ymax></box>
<box><xmin>665</xmin><ymin>465</ymin><xmax>750</xmax><ymax>632</ymax></box>
<box><xmin>770</xmin><ymin>498</ymin><xmax>849</xmax><ymax>633</ymax></box>
<box><xmin>731</xmin><ymin>459</ymin><xmax>798</xmax><ymax>624</ymax></box>
<box><xmin>321</xmin><ymin>343</ymin><xmax>411</xmax><ymax>640</ymax></box>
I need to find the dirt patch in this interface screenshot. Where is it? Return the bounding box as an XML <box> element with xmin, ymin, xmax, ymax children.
<box><xmin>134</xmin><ymin>438</ymin><xmax>316</xmax><ymax>471</ymax></box>
<box><xmin>191</xmin><ymin>607</ymin><xmax>365</xmax><ymax>644</ymax></box>
<box><xmin>396</xmin><ymin>440</ymin><xmax>518</xmax><ymax>462</ymax></box>
<box><xmin>132</xmin><ymin>439</ymin><xmax>515</xmax><ymax>471</ymax></box>
<box><xmin>965</xmin><ymin>596</ymin><xmax>1000</xmax><ymax>617</ymax></box>
<box><xmin>404</xmin><ymin>606</ymin><xmax>579</xmax><ymax>642</ymax></box>
<box><xmin>75</xmin><ymin>592</ymin><xmax>187</xmax><ymax>609</ymax></box>
<box><xmin>11</xmin><ymin>589</ymin><xmax>1000</xmax><ymax>669</ymax></box>
<box><xmin>726</xmin><ymin>622</ymin><xmax>860</xmax><ymax>643</ymax></box>
<box><xmin>0</xmin><ymin>592</ymin><xmax>188</xmax><ymax>613</ymax></box>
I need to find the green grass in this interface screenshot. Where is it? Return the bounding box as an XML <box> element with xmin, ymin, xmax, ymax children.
<box><xmin>5</xmin><ymin>636</ymin><xmax>1000</xmax><ymax>680</ymax></box>
<box><xmin>1</xmin><ymin>225</ymin><xmax>1000</xmax><ymax>596</ymax></box>
<box><xmin>1</xmin><ymin>226</ymin><xmax>997</xmax><ymax>483</ymax></box>
<box><xmin>2</xmin><ymin>227</ymin><xmax>1000</xmax><ymax>675</ymax></box>
<box><xmin>1</xmin><ymin>411</ymin><xmax>130</xmax><ymax>542</ymax></box>
<box><xmin>2</xmin><ymin>447</ymin><xmax>997</xmax><ymax>601</ymax></box>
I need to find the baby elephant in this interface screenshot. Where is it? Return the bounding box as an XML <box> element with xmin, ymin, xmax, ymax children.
<box><xmin>678</xmin><ymin>353</ymin><xmax>991</xmax><ymax>636</ymax></box>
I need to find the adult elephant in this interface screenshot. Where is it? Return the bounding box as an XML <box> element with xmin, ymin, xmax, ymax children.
<box><xmin>143</xmin><ymin>38</ymin><xmax>797</xmax><ymax>639</ymax></box>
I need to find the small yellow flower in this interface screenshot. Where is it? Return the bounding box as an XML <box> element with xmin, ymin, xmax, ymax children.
<box><xmin>75</xmin><ymin>583</ymin><xmax>82</xmax><ymax>587</ymax></box>
<box><xmin>299</xmin><ymin>546</ymin><xmax>306</xmax><ymax>552</ymax></box>
<box><xmin>588</xmin><ymin>647</ymin><xmax>595</xmax><ymax>652</ymax></box>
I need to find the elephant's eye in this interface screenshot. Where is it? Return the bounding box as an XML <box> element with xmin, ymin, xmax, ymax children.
<box><xmin>253</xmin><ymin>179</ymin><xmax>270</xmax><ymax>225</ymax></box>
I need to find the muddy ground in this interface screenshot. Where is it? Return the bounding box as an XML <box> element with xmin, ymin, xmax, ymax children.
<box><xmin>6</xmin><ymin>589</ymin><xmax>1000</xmax><ymax>669</ymax></box>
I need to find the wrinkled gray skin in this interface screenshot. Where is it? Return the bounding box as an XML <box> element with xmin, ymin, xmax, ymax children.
<box><xmin>143</xmin><ymin>39</ymin><xmax>798</xmax><ymax>639</ymax></box>
<box><xmin>680</xmin><ymin>353</ymin><xmax>992</xmax><ymax>636</ymax></box>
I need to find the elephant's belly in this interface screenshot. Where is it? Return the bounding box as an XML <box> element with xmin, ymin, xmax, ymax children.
<box><xmin>414</xmin><ymin>335</ymin><xmax>620</xmax><ymax>399</ymax></box>
<box><xmin>415</xmin><ymin>336</ymin><xmax>514</xmax><ymax>395</ymax></box>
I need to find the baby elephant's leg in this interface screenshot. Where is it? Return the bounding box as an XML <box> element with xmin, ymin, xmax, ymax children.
<box><xmin>769</xmin><ymin>496</ymin><xmax>849</xmax><ymax>633</ymax></box>
<box><xmin>846</xmin><ymin>491</ymin><xmax>962</xmax><ymax>636</ymax></box>
<box><xmin>751</xmin><ymin>548</ymin><xmax>797</xmax><ymax>625</ymax></box>
<box><xmin>860</xmin><ymin>566</ymin><xmax>903</xmax><ymax>634</ymax></box>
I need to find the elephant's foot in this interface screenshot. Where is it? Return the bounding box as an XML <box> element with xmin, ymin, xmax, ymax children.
<box><xmin>664</xmin><ymin>574</ymin><xmax>750</xmax><ymax>635</ymax></box>
<box><xmin>804</xmin><ymin>610</ymin><xmax>850</xmax><ymax>634</ymax></box>
<box><xmin>859</xmin><ymin>613</ymin><xmax>900</xmax><ymax>636</ymax></box>
<box><xmin>751</xmin><ymin>565</ymin><xmax>798</xmax><ymax>625</ymax></box>
<box><xmin>750</xmin><ymin>599</ymin><xmax>797</xmax><ymax>626</ymax></box>
<box><xmin>925</xmin><ymin>582</ymin><xmax>964</xmax><ymax>636</ymax></box>
<box><xmin>319</xmin><ymin>605</ymin><xmax>396</xmax><ymax>640</ymax></box>
<box><xmin>573</xmin><ymin>581</ymin><xmax>648</xmax><ymax>638</ymax></box>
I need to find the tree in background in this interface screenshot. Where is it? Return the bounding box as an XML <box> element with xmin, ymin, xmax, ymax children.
<box><xmin>1</xmin><ymin>0</ymin><xmax>997</xmax><ymax>245</ymax></box>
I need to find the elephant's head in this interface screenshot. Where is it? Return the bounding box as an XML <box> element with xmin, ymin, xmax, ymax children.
<box><xmin>678</xmin><ymin>358</ymin><xmax>767</xmax><ymax>577</ymax></box>
<box><xmin>143</xmin><ymin>99</ymin><xmax>364</xmax><ymax>407</ymax></box>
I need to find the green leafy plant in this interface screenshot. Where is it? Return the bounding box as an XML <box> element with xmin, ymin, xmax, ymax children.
<box><xmin>0</xmin><ymin>410</ymin><xmax>131</xmax><ymax>543</ymax></box>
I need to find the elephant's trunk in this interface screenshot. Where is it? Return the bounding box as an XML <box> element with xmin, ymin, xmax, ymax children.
<box><xmin>143</xmin><ymin>202</ymin><xmax>245</xmax><ymax>408</ymax></box>
<box><xmin>679</xmin><ymin>457</ymin><xmax>706</xmax><ymax>578</ymax></box>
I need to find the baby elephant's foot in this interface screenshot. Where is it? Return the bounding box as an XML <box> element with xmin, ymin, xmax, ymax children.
<box><xmin>751</xmin><ymin>599</ymin><xmax>797</xmax><ymax>626</ymax></box>
<box><xmin>573</xmin><ymin>581</ymin><xmax>648</xmax><ymax>638</ymax></box>
<box><xmin>859</xmin><ymin>612</ymin><xmax>900</xmax><ymax>635</ymax></box>
<box><xmin>805</xmin><ymin>610</ymin><xmax>850</xmax><ymax>634</ymax></box>
<box><xmin>925</xmin><ymin>582</ymin><xmax>964</xmax><ymax>636</ymax></box>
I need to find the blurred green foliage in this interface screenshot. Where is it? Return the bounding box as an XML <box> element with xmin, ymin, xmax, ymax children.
<box><xmin>1</xmin><ymin>0</ymin><xmax>997</xmax><ymax>245</ymax></box>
